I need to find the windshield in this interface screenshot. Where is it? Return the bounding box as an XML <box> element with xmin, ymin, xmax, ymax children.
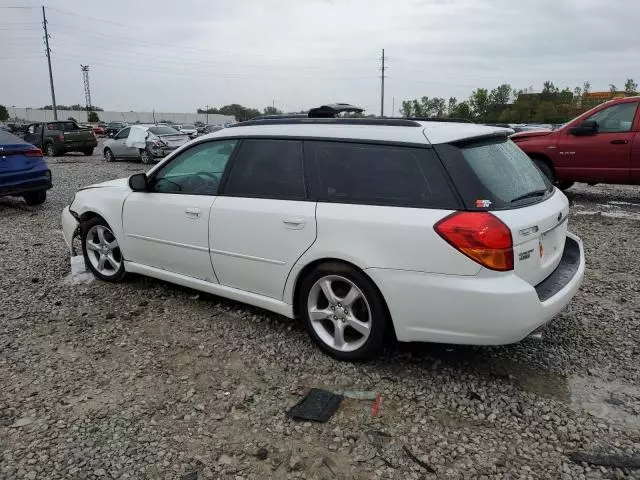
<box><xmin>435</xmin><ymin>137</ymin><xmax>552</xmax><ymax>210</ymax></box>
<box><xmin>148</xmin><ymin>126</ymin><xmax>180</xmax><ymax>135</ymax></box>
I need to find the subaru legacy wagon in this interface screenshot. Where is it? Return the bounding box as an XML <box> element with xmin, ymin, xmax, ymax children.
<box><xmin>62</xmin><ymin>116</ymin><xmax>585</xmax><ymax>360</ymax></box>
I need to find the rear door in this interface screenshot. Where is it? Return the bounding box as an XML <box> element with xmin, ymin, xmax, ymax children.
<box><xmin>210</xmin><ymin>138</ymin><xmax>316</xmax><ymax>299</ymax></box>
<box><xmin>557</xmin><ymin>101</ymin><xmax>638</xmax><ymax>183</ymax></box>
<box><xmin>435</xmin><ymin>137</ymin><xmax>569</xmax><ymax>286</ymax></box>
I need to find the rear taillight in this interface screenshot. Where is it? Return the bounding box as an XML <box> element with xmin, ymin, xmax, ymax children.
<box><xmin>25</xmin><ymin>148</ymin><xmax>43</xmax><ymax>157</ymax></box>
<box><xmin>434</xmin><ymin>212</ymin><xmax>513</xmax><ymax>271</ymax></box>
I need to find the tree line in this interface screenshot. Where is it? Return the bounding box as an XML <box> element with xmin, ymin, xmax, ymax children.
<box><xmin>400</xmin><ymin>79</ymin><xmax>639</xmax><ymax>124</ymax></box>
<box><xmin>198</xmin><ymin>104</ymin><xmax>288</xmax><ymax>122</ymax></box>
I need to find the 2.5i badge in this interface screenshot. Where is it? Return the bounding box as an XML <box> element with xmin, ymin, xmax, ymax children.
<box><xmin>475</xmin><ymin>199</ymin><xmax>492</xmax><ymax>208</ymax></box>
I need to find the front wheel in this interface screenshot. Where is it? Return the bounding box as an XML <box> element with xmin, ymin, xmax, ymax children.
<box><xmin>140</xmin><ymin>149</ymin><xmax>153</xmax><ymax>164</ymax></box>
<box><xmin>81</xmin><ymin>217</ymin><xmax>126</xmax><ymax>282</ymax></box>
<box><xmin>23</xmin><ymin>190</ymin><xmax>46</xmax><ymax>205</ymax></box>
<box><xmin>298</xmin><ymin>262</ymin><xmax>389</xmax><ymax>361</ymax></box>
<box><xmin>104</xmin><ymin>149</ymin><xmax>115</xmax><ymax>162</ymax></box>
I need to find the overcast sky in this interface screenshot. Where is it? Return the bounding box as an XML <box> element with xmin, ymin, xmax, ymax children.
<box><xmin>1</xmin><ymin>0</ymin><xmax>638</xmax><ymax>115</ymax></box>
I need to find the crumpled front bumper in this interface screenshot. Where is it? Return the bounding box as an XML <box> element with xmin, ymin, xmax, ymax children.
<box><xmin>61</xmin><ymin>206</ymin><xmax>80</xmax><ymax>255</ymax></box>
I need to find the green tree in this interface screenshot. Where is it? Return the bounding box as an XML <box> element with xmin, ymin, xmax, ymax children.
<box><xmin>0</xmin><ymin>105</ymin><xmax>8</xmax><ymax>121</ymax></box>
<box><xmin>447</xmin><ymin>97</ymin><xmax>457</xmax><ymax>117</ymax></box>
<box><xmin>263</xmin><ymin>106</ymin><xmax>283</xmax><ymax>115</ymax></box>
<box><xmin>624</xmin><ymin>78</ymin><xmax>638</xmax><ymax>94</ymax></box>
<box><xmin>469</xmin><ymin>88</ymin><xmax>490</xmax><ymax>121</ymax></box>
<box><xmin>582</xmin><ymin>81</ymin><xmax>591</xmax><ymax>96</ymax></box>
<box><xmin>87</xmin><ymin>111</ymin><xmax>99</xmax><ymax>122</ymax></box>
<box><xmin>400</xmin><ymin>100</ymin><xmax>413</xmax><ymax>117</ymax></box>
<box><xmin>609</xmin><ymin>84</ymin><xmax>618</xmax><ymax>93</ymax></box>
<box><xmin>451</xmin><ymin>101</ymin><xmax>472</xmax><ymax>120</ymax></box>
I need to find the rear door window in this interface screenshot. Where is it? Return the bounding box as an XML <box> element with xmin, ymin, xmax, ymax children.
<box><xmin>435</xmin><ymin>138</ymin><xmax>552</xmax><ymax>210</ymax></box>
<box><xmin>222</xmin><ymin>139</ymin><xmax>306</xmax><ymax>200</ymax></box>
<box><xmin>306</xmin><ymin>141</ymin><xmax>459</xmax><ymax>209</ymax></box>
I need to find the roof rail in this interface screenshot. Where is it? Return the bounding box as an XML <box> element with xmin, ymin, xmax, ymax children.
<box><xmin>404</xmin><ymin>117</ymin><xmax>474</xmax><ymax>124</ymax></box>
<box><xmin>229</xmin><ymin>118</ymin><xmax>422</xmax><ymax>128</ymax></box>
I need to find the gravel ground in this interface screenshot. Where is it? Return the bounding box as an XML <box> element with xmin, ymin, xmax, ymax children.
<box><xmin>1</xmin><ymin>144</ymin><xmax>639</xmax><ymax>479</ymax></box>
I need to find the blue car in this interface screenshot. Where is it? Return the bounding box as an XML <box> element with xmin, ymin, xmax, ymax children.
<box><xmin>0</xmin><ymin>130</ymin><xmax>52</xmax><ymax>205</ymax></box>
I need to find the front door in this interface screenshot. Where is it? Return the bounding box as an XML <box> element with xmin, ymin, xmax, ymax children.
<box><xmin>109</xmin><ymin>127</ymin><xmax>133</xmax><ymax>157</ymax></box>
<box><xmin>210</xmin><ymin>139</ymin><xmax>317</xmax><ymax>300</ymax></box>
<box><xmin>556</xmin><ymin>101</ymin><xmax>638</xmax><ymax>183</ymax></box>
<box><xmin>122</xmin><ymin>139</ymin><xmax>239</xmax><ymax>281</ymax></box>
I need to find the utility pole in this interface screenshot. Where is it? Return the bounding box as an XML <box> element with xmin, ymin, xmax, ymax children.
<box><xmin>272</xmin><ymin>99</ymin><xmax>275</xmax><ymax>110</ymax></box>
<box><xmin>380</xmin><ymin>48</ymin><xmax>387</xmax><ymax>117</ymax></box>
<box><xmin>206</xmin><ymin>104</ymin><xmax>209</xmax><ymax>124</ymax></box>
<box><xmin>392</xmin><ymin>96</ymin><xmax>395</xmax><ymax>117</ymax></box>
<box><xmin>42</xmin><ymin>6</ymin><xmax>57</xmax><ymax>120</ymax></box>
<box><xmin>81</xmin><ymin>65</ymin><xmax>92</xmax><ymax>121</ymax></box>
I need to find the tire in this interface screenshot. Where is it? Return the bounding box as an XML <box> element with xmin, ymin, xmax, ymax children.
<box><xmin>298</xmin><ymin>262</ymin><xmax>389</xmax><ymax>361</ymax></box>
<box><xmin>104</xmin><ymin>148</ymin><xmax>115</xmax><ymax>162</ymax></box>
<box><xmin>83</xmin><ymin>148</ymin><xmax>94</xmax><ymax>156</ymax></box>
<box><xmin>140</xmin><ymin>149</ymin><xmax>153</xmax><ymax>164</ymax></box>
<box><xmin>23</xmin><ymin>190</ymin><xmax>46</xmax><ymax>205</ymax></box>
<box><xmin>532</xmin><ymin>157</ymin><xmax>554</xmax><ymax>184</ymax></box>
<box><xmin>81</xmin><ymin>217</ymin><xmax>126</xmax><ymax>282</ymax></box>
<box><xmin>45</xmin><ymin>143</ymin><xmax>57</xmax><ymax>157</ymax></box>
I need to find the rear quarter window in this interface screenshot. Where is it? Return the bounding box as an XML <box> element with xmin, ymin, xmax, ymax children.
<box><xmin>306</xmin><ymin>141</ymin><xmax>459</xmax><ymax>209</ymax></box>
<box><xmin>434</xmin><ymin>138</ymin><xmax>552</xmax><ymax>210</ymax></box>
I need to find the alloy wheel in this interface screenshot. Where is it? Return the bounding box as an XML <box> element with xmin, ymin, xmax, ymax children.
<box><xmin>307</xmin><ymin>275</ymin><xmax>372</xmax><ymax>352</ymax></box>
<box><xmin>84</xmin><ymin>225</ymin><xmax>122</xmax><ymax>277</ymax></box>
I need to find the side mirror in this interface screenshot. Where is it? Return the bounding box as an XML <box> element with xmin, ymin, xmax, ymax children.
<box><xmin>129</xmin><ymin>173</ymin><xmax>148</xmax><ymax>191</ymax></box>
<box><xmin>569</xmin><ymin>120</ymin><xmax>598</xmax><ymax>136</ymax></box>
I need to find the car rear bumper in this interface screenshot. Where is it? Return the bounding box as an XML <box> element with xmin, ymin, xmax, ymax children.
<box><xmin>0</xmin><ymin>175</ymin><xmax>52</xmax><ymax>198</ymax></box>
<box><xmin>61</xmin><ymin>206</ymin><xmax>80</xmax><ymax>255</ymax></box>
<box><xmin>367</xmin><ymin>232</ymin><xmax>585</xmax><ymax>345</ymax></box>
<box><xmin>149</xmin><ymin>146</ymin><xmax>180</xmax><ymax>159</ymax></box>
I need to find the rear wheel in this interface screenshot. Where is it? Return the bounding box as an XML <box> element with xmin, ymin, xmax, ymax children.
<box><xmin>23</xmin><ymin>190</ymin><xmax>46</xmax><ymax>205</ymax></box>
<box><xmin>104</xmin><ymin>148</ymin><xmax>115</xmax><ymax>162</ymax></box>
<box><xmin>45</xmin><ymin>143</ymin><xmax>57</xmax><ymax>157</ymax></box>
<box><xmin>298</xmin><ymin>262</ymin><xmax>388</xmax><ymax>361</ymax></box>
<box><xmin>140</xmin><ymin>149</ymin><xmax>153</xmax><ymax>164</ymax></box>
<box><xmin>83</xmin><ymin>148</ymin><xmax>94</xmax><ymax>156</ymax></box>
<box><xmin>81</xmin><ymin>217</ymin><xmax>126</xmax><ymax>282</ymax></box>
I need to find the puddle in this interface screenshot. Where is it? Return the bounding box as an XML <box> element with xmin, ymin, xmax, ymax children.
<box><xmin>568</xmin><ymin>376</ymin><xmax>640</xmax><ymax>430</ymax></box>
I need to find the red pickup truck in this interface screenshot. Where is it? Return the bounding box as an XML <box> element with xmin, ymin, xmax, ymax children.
<box><xmin>512</xmin><ymin>96</ymin><xmax>640</xmax><ymax>189</ymax></box>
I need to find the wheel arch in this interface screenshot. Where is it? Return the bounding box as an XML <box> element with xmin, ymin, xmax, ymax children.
<box><xmin>289</xmin><ymin>257</ymin><xmax>396</xmax><ymax>338</ymax></box>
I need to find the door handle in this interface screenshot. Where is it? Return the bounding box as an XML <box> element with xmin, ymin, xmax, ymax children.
<box><xmin>282</xmin><ymin>217</ymin><xmax>306</xmax><ymax>229</ymax></box>
<box><xmin>610</xmin><ymin>139</ymin><xmax>629</xmax><ymax>144</ymax></box>
<box><xmin>184</xmin><ymin>207</ymin><xmax>202</xmax><ymax>219</ymax></box>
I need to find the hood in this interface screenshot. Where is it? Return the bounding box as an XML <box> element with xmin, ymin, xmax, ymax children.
<box><xmin>82</xmin><ymin>177</ymin><xmax>129</xmax><ymax>190</ymax></box>
<box><xmin>511</xmin><ymin>130</ymin><xmax>554</xmax><ymax>141</ymax></box>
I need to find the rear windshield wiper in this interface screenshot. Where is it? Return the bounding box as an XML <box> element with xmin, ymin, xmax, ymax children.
<box><xmin>510</xmin><ymin>189</ymin><xmax>548</xmax><ymax>203</ymax></box>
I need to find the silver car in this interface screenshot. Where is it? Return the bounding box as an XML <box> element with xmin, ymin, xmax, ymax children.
<box><xmin>179</xmin><ymin>124</ymin><xmax>198</xmax><ymax>138</ymax></box>
<box><xmin>103</xmin><ymin>125</ymin><xmax>190</xmax><ymax>164</ymax></box>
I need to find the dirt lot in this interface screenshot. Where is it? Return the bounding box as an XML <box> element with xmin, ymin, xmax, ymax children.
<box><xmin>1</xmin><ymin>144</ymin><xmax>639</xmax><ymax>480</ymax></box>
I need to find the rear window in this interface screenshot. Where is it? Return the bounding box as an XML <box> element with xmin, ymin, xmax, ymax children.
<box><xmin>148</xmin><ymin>126</ymin><xmax>180</xmax><ymax>135</ymax></box>
<box><xmin>435</xmin><ymin>138</ymin><xmax>552</xmax><ymax>210</ymax></box>
<box><xmin>307</xmin><ymin>141</ymin><xmax>459</xmax><ymax>209</ymax></box>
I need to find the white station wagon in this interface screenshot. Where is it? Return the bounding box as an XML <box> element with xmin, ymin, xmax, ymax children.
<box><xmin>62</xmin><ymin>115</ymin><xmax>585</xmax><ymax>360</ymax></box>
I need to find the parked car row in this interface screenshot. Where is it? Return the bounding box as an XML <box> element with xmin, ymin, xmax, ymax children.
<box><xmin>103</xmin><ymin>125</ymin><xmax>191</xmax><ymax>164</ymax></box>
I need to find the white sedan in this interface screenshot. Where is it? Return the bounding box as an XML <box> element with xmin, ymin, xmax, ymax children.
<box><xmin>62</xmin><ymin>119</ymin><xmax>585</xmax><ymax>360</ymax></box>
